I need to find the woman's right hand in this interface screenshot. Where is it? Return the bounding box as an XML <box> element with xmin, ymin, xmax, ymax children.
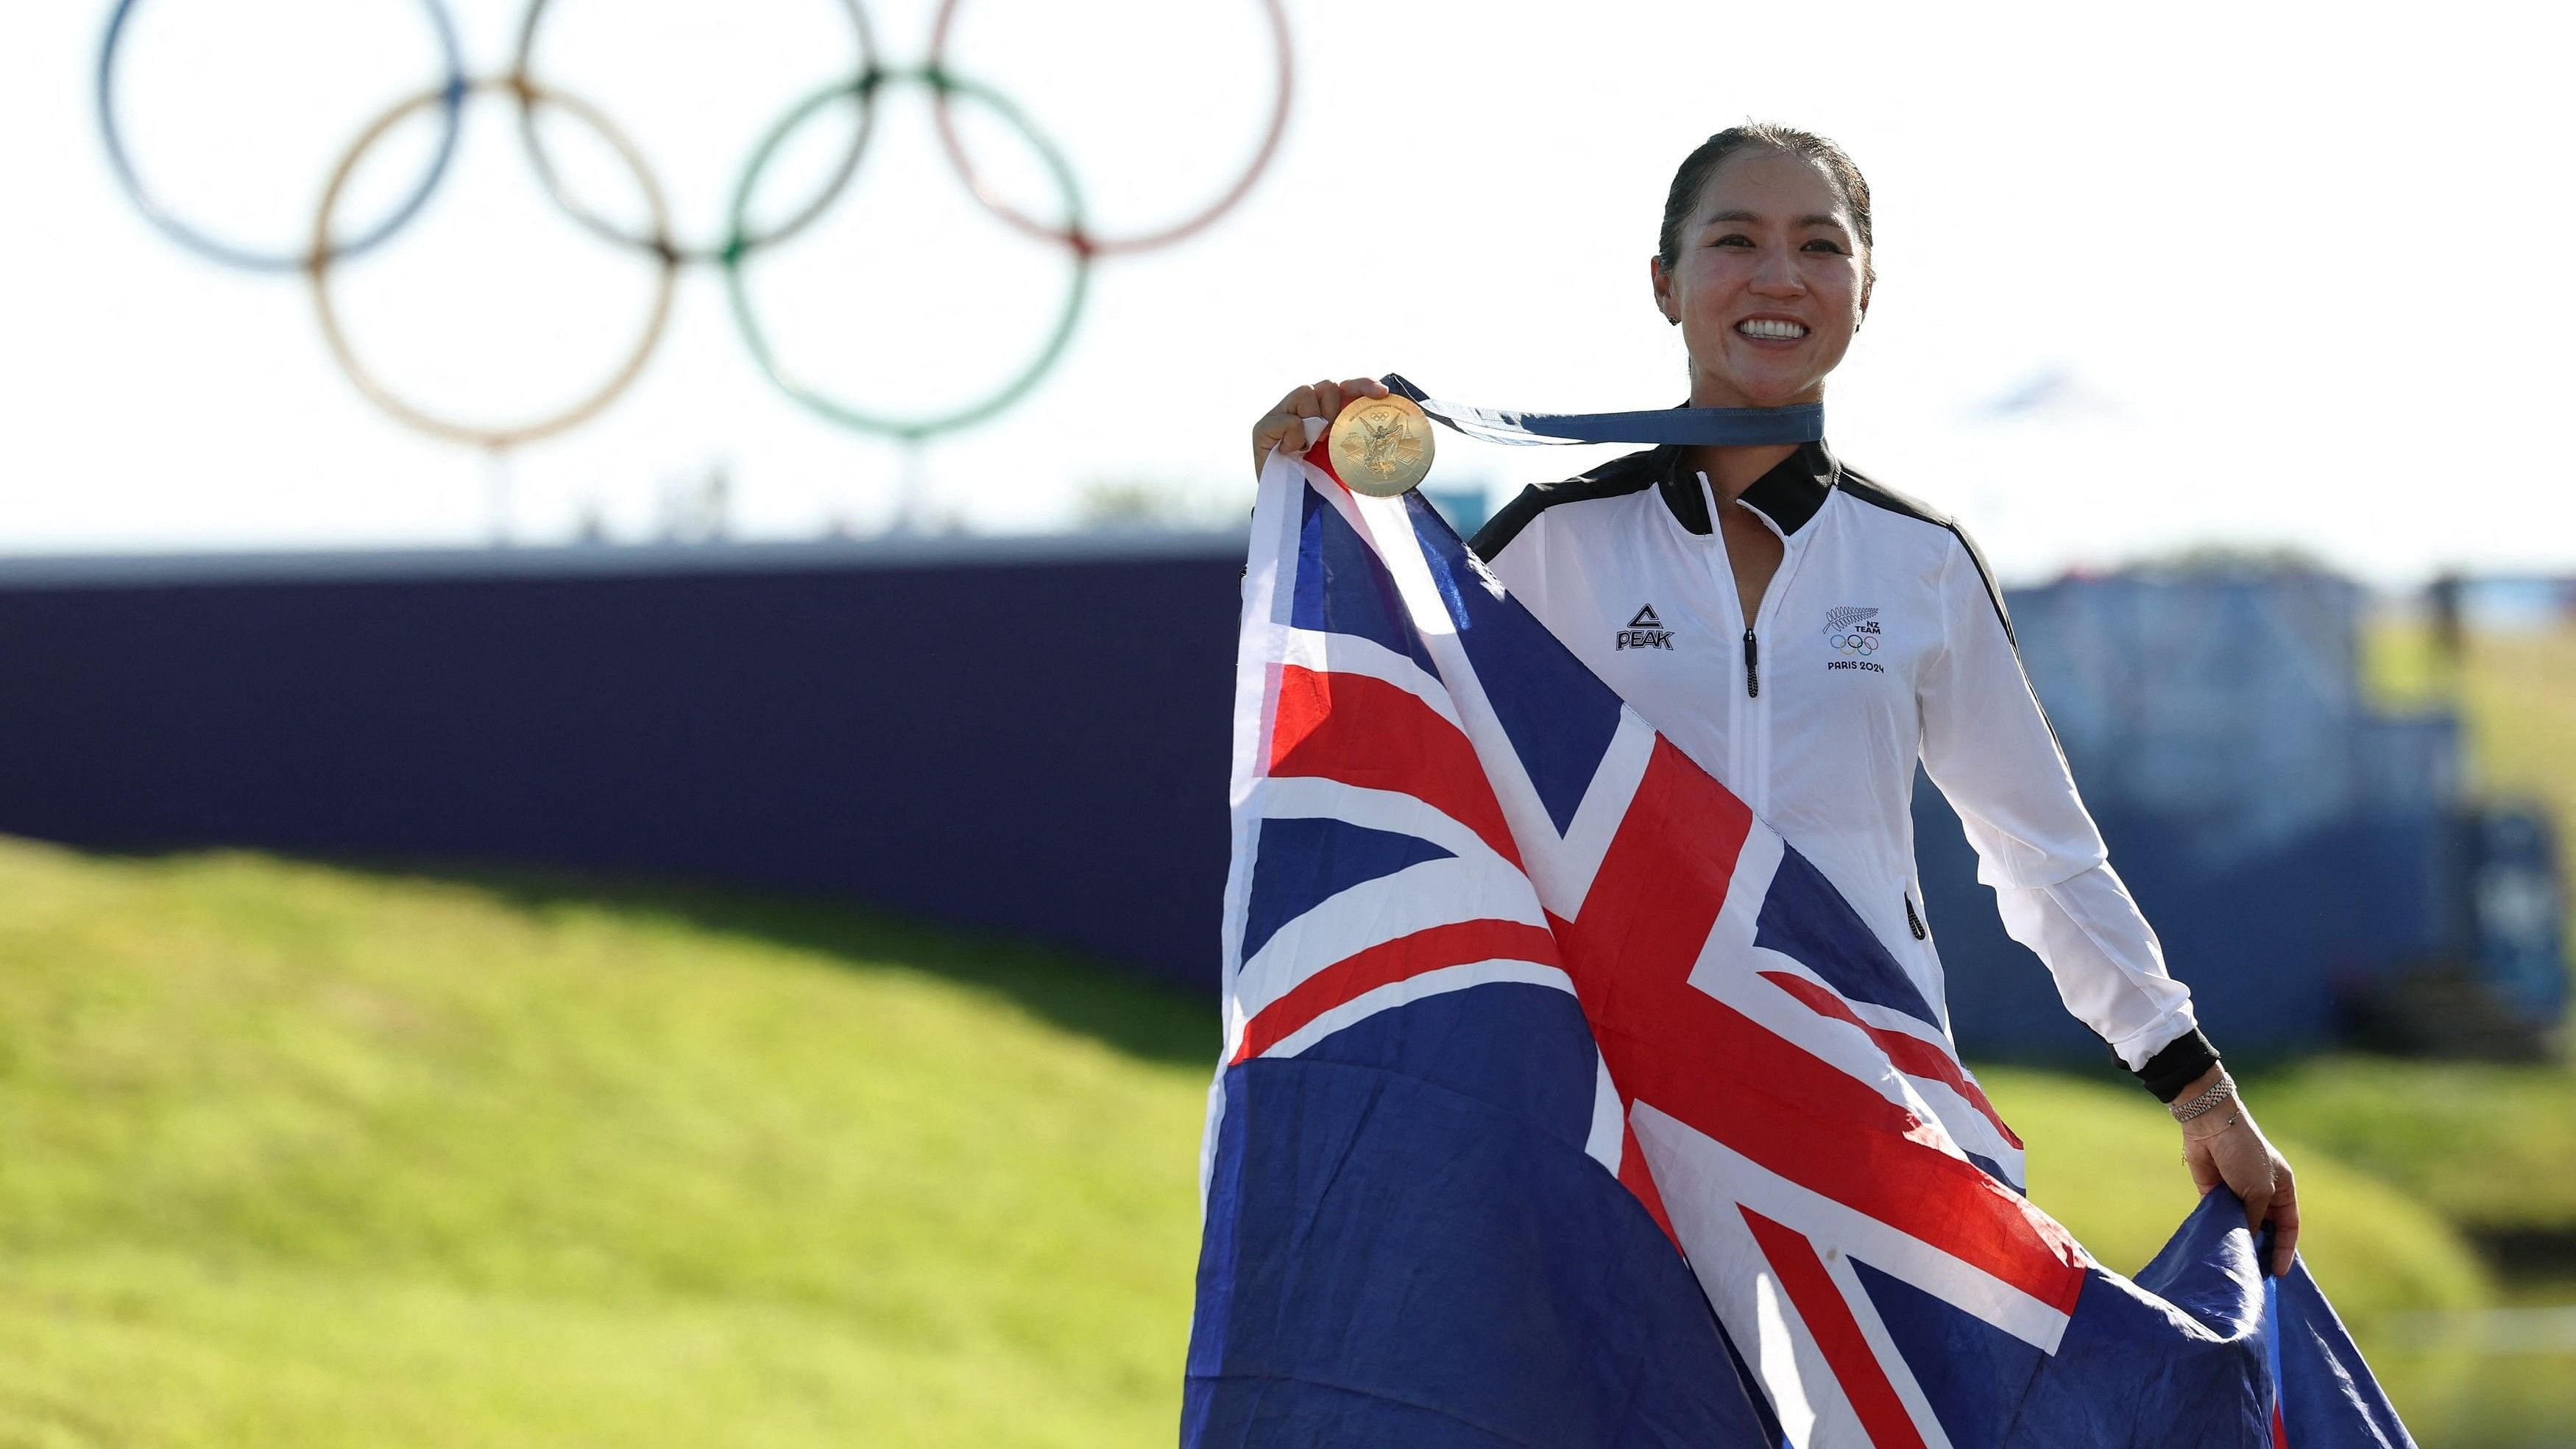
<box><xmin>1250</xmin><ymin>376</ymin><xmax>1389</xmax><ymax>478</ymax></box>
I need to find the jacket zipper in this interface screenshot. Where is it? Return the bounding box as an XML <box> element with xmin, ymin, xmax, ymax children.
<box><xmin>1903</xmin><ymin>893</ymin><xmax>1927</xmax><ymax>941</ymax></box>
<box><xmin>1741</xmin><ymin>628</ymin><xmax>1761</xmax><ymax>698</ymax></box>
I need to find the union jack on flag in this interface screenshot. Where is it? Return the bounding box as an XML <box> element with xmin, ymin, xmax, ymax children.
<box><xmin>1183</xmin><ymin>430</ymin><xmax>2414</xmax><ymax>1449</ymax></box>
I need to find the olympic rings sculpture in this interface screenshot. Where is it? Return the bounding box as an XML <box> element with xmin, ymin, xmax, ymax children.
<box><xmin>96</xmin><ymin>0</ymin><xmax>1294</xmax><ymax>448</ymax></box>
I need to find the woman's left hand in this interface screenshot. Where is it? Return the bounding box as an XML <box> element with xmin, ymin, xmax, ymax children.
<box><xmin>2178</xmin><ymin>1073</ymin><xmax>2299</xmax><ymax>1278</ymax></box>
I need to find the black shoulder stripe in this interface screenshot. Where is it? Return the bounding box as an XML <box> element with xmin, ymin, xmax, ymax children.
<box><xmin>1838</xmin><ymin>467</ymin><xmax>2017</xmax><ymax>648</ymax></box>
<box><xmin>1468</xmin><ymin>445</ymin><xmax>1673</xmax><ymax>561</ymax></box>
<box><xmin>1943</xmin><ymin>520</ymin><xmax>2020</xmax><ymax>651</ymax></box>
<box><xmin>1833</xmin><ymin>466</ymin><xmax>1952</xmax><ymax>526</ymax></box>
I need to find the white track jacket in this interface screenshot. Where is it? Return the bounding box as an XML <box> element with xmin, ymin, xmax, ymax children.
<box><xmin>1469</xmin><ymin>440</ymin><xmax>2205</xmax><ymax>1077</ymax></box>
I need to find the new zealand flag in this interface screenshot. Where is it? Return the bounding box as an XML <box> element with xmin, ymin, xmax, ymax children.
<box><xmin>1183</xmin><ymin>431</ymin><xmax>2415</xmax><ymax>1448</ymax></box>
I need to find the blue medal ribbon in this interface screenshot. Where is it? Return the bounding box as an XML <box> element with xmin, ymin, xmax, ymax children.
<box><xmin>1383</xmin><ymin>373</ymin><xmax>1822</xmax><ymax>448</ymax></box>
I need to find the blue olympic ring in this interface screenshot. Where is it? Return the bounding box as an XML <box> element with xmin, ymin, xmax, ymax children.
<box><xmin>97</xmin><ymin>0</ymin><xmax>469</xmax><ymax>274</ymax></box>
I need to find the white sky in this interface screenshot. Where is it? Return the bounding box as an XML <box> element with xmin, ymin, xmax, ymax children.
<box><xmin>6</xmin><ymin>0</ymin><xmax>2571</xmax><ymax>584</ymax></box>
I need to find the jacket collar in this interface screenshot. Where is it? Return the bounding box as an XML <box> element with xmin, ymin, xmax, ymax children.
<box><xmin>1655</xmin><ymin>438</ymin><xmax>1840</xmax><ymax>538</ymax></box>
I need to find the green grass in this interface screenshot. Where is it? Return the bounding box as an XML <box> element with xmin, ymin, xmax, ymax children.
<box><xmin>1981</xmin><ymin>1069</ymin><xmax>2490</xmax><ymax>1318</ymax></box>
<box><xmin>0</xmin><ymin>840</ymin><xmax>1214</xmax><ymax>1447</ymax></box>
<box><xmin>0</xmin><ymin>836</ymin><xmax>2554</xmax><ymax>1444</ymax></box>
<box><xmin>2246</xmin><ymin>1057</ymin><xmax>2576</xmax><ymax>1448</ymax></box>
<box><xmin>2245</xmin><ymin>1057</ymin><xmax>2576</xmax><ymax>1240</ymax></box>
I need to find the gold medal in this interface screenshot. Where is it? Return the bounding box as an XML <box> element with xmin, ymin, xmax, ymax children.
<box><xmin>1328</xmin><ymin>392</ymin><xmax>1435</xmax><ymax>497</ymax></box>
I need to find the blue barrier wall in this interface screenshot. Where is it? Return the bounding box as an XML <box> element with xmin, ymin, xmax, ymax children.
<box><xmin>0</xmin><ymin>540</ymin><xmax>2544</xmax><ymax>1050</ymax></box>
<box><xmin>0</xmin><ymin>536</ymin><xmax>1247</xmax><ymax>993</ymax></box>
<box><xmin>1915</xmin><ymin>788</ymin><xmax>2451</xmax><ymax>1060</ymax></box>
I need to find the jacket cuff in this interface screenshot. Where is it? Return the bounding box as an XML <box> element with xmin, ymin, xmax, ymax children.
<box><xmin>2131</xmin><ymin>1028</ymin><xmax>2222</xmax><ymax>1103</ymax></box>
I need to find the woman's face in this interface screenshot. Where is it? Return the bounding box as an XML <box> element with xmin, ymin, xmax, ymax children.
<box><xmin>1652</xmin><ymin>148</ymin><xmax>1871</xmax><ymax>410</ymax></box>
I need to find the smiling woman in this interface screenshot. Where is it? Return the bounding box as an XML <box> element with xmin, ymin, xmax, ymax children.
<box><xmin>1649</xmin><ymin>122</ymin><xmax>1874</xmax><ymax>419</ymax></box>
<box><xmin>1245</xmin><ymin>121</ymin><xmax>2308</xmax><ymax>1283</ymax></box>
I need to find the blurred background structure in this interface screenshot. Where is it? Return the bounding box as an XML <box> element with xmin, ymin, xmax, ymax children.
<box><xmin>1928</xmin><ymin>563</ymin><xmax>2568</xmax><ymax>1062</ymax></box>
<box><xmin>2</xmin><ymin>0</ymin><xmax>2574</xmax><ymax>1445</ymax></box>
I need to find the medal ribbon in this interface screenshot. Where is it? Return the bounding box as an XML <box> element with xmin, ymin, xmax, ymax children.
<box><xmin>1383</xmin><ymin>373</ymin><xmax>1822</xmax><ymax>448</ymax></box>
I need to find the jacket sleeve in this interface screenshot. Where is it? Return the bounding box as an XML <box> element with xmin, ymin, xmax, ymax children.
<box><xmin>1916</xmin><ymin>531</ymin><xmax>2216</xmax><ymax>1087</ymax></box>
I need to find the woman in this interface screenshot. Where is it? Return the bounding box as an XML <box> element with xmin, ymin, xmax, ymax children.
<box><xmin>1248</xmin><ymin>123</ymin><xmax>2300</xmax><ymax>1275</ymax></box>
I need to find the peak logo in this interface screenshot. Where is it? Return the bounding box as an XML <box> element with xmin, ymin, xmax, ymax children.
<box><xmin>1616</xmin><ymin>605</ymin><xmax>1674</xmax><ymax>651</ymax></box>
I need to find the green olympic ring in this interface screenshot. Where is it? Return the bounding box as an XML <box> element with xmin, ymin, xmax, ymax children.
<box><xmin>722</xmin><ymin>65</ymin><xmax>1089</xmax><ymax>444</ymax></box>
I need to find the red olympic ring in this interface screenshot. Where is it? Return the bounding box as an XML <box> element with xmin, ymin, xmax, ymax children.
<box><xmin>925</xmin><ymin>0</ymin><xmax>1294</xmax><ymax>258</ymax></box>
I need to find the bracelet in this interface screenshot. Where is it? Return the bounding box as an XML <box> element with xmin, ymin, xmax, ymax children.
<box><xmin>2181</xmin><ymin>1109</ymin><xmax>2243</xmax><ymax>1147</ymax></box>
<box><xmin>2168</xmin><ymin>1071</ymin><xmax>2237</xmax><ymax>1124</ymax></box>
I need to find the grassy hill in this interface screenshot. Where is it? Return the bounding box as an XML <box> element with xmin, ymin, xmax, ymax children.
<box><xmin>0</xmin><ymin>837</ymin><xmax>2536</xmax><ymax>1445</ymax></box>
<box><xmin>0</xmin><ymin>842</ymin><xmax>1214</xmax><ymax>1448</ymax></box>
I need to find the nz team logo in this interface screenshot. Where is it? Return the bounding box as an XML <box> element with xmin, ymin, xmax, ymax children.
<box><xmin>1616</xmin><ymin>605</ymin><xmax>1674</xmax><ymax>651</ymax></box>
<box><xmin>1825</xmin><ymin>605</ymin><xmax>1883</xmax><ymax>673</ymax></box>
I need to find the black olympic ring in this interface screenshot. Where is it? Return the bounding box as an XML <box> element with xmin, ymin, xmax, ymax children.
<box><xmin>1832</xmin><ymin>634</ymin><xmax>1879</xmax><ymax>655</ymax></box>
<box><xmin>94</xmin><ymin>0</ymin><xmax>1296</xmax><ymax>447</ymax></box>
<box><xmin>509</xmin><ymin>0</ymin><xmax>882</xmax><ymax>267</ymax></box>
